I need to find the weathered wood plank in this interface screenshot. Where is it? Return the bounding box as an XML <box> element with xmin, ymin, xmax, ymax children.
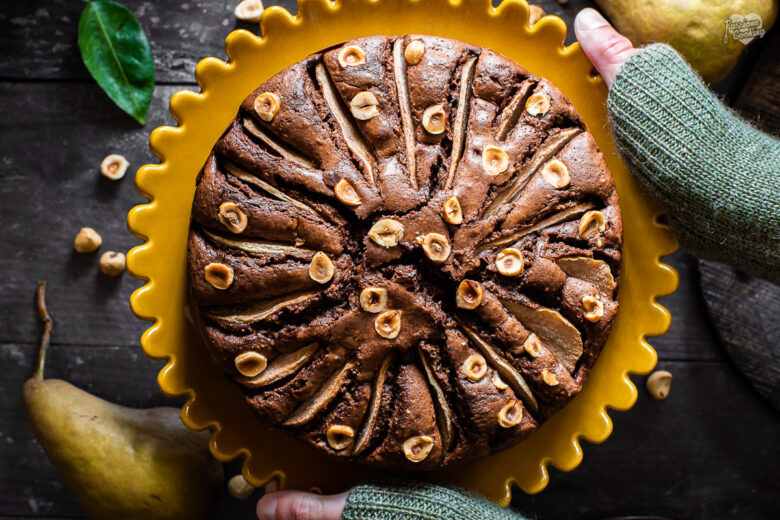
<box><xmin>652</xmin><ymin>250</ymin><xmax>725</xmax><ymax>361</ymax></box>
<box><xmin>0</xmin><ymin>0</ymin><xmax>595</xmax><ymax>84</ymax></box>
<box><xmin>517</xmin><ymin>361</ymin><xmax>780</xmax><ymax>519</ymax></box>
<box><xmin>4</xmin><ymin>343</ymin><xmax>778</xmax><ymax>518</ymax></box>
<box><xmin>0</xmin><ymin>83</ymin><xmax>187</xmax><ymax>347</ymax></box>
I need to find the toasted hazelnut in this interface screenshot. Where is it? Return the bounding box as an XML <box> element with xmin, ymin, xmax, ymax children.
<box><xmin>578</xmin><ymin>210</ymin><xmax>606</xmax><ymax>238</ymax></box>
<box><xmin>462</xmin><ymin>353</ymin><xmax>488</xmax><ymax>382</ymax></box>
<box><xmin>309</xmin><ymin>252</ymin><xmax>335</xmax><ymax>284</ymax></box>
<box><xmin>234</xmin><ymin>351</ymin><xmax>268</xmax><ymax>377</ymax></box>
<box><xmin>334</xmin><ymin>178</ymin><xmax>361</xmax><ymax>206</ymax></box>
<box><xmin>522</xmin><ymin>333</ymin><xmax>543</xmax><ymax>358</ymax></box>
<box><xmin>540</xmin><ymin>159</ymin><xmax>570</xmax><ymax>188</ymax></box>
<box><xmin>360</xmin><ymin>287</ymin><xmax>388</xmax><ymax>313</ymax></box>
<box><xmin>350</xmin><ymin>91</ymin><xmax>379</xmax><ymax>120</ymax></box>
<box><xmin>337</xmin><ymin>45</ymin><xmax>366</xmax><ymax>67</ymax></box>
<box><xmin>481</xmin><ymin>145</ymin><xmax>510</xmax><ymax>176</ymax></box>
<box><xmin>422</xmin><ymin>103</ymin><xmax>446</xmax><ymax>134</ymax></box>
<box><xmin>326</xmin><ymin>424</ymin><xmax>355</xmax><ymax>450</ymax></box>
<box><xmin>525</xmin><ymin>92</ymin><xmax>551</xmax><ymax>116</ymax></box>
<box><xmin>375</xmin><ymin>309</ymin><xmax>402</xmax><ymax>339</ymax></box>
<box><xmin>227</xmin><ymin>474</ymin><xmax>255</xmax><ymax>500</ymax></box>
<box><xmin>100</xmin><ymin>154</ymin><xmax>129</xmax><ymax>180</ymax></box>
<box><xmin>204</xmin><ymin>262</ymin><xmax>234</xmax><ymax>290</ymax></box>
<box><xmin>582</xmin><ymin>294</ymin><xmax>604</xmax><ymax>322</ymax></box>
<box><xmin>418</xmin><ymin>233</ymin><xmax>451</xmax><ymax>263</ymax></box>
<box><xmin>442</xmin><ymin>196</ymin><xmax>463</xmax><ymax>225</ymax></box>
<box><xmin>455</xmin><ymin>279</ymin><xmax>483</xmax><ymax>309</ymax></box>
<box><xmin>253</xmin><ymin>92</ymin><xmax>280</xmax><ymax>122</ymax></box>
<box><xmin>495</xmin><ymin>248</ymin><xmax>524</xmax><ymax>277</ymax></box>
<box><xmin>368</xmin><ymin>219</ymin><xmax>404</xmax><ymax>247</ymax></box>
<box><xmin>498</xmin><ymin>400</ymin><xmax>523</xmax><ymax>428</ymax></box>
<box><xmin>492</xmin><ymin>371</ymin><xmax>508</xmax><ymax>390</ymax></box>
<box><xmin>402</xmin><ymin>435</ymin><xmax>434</xmax><ymax>462</ymax></box>
<box><xmin>99</xmin><ymin>251</ymin><xmax>125</xmax><ymax>276</ymax></box>
<box><xmin>541</xmin><ymin>368</ymin><xmax>559</xmax><ymax>386</ymax></box>
<box><xmin>404</xmin><ymin>40</ymin><xmax>425</xmax><ymax>65</ymax></box>
<box><xmin>528</xmin><ymin>5</ymin><xmax>545</xmax><ymax>26</ymax></box>
<box><xmin>218</xmin><ymin>202</ymin><xmax>248</xmax><ymax>234</ymax></box>
<box><xmin>73</xmin><ymin>227</ymin><xmax>102</xmax><ymax>253</ymax></box>
<box><xmin>646</xmin><ymin>370</ymin><xmax>672</xmax><ymax>400</ymax></box>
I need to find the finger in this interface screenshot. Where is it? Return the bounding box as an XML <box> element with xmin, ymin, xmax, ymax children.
<box><xmin>574</xmin><ymin>8</ymin><xmax>636</xmax><ymax>88</ymax></box>
<box><xmin>256</xmin><ymin>490</ymin><xmax>348</xmax><ymax>520</ymax></box>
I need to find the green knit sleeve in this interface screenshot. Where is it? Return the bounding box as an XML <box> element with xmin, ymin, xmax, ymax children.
<box><xmin>607</xmin><ymin>43</ymin><xmax>780</xmax><ymax>284</ymax></box>
<box><xmin>341</xmin><ymin>480</ymin><xmax>528</xmax><ymax>520</ymax></box>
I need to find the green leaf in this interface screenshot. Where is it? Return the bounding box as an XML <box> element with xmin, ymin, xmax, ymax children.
<box><xmin>78</xmin><ymin>0</ymin><xmax>154</xmax><ymax>124</ymax></box>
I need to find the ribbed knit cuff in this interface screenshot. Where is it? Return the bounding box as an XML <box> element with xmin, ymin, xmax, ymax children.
<box><xmin>607</xmin><ymin>44</ymin><xmax>780</xmax><ymax>284</ymax></box>
<box><xmin>342</xmin><ymin>480</ymin><xmax>527</xmax><ymax>520</ymax></box>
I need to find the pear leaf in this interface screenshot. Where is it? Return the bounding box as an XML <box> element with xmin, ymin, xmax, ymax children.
<box><xmin>78</xmin><ymin>0</ymin><xmax>154</xmax><ymax>124</ymax></box>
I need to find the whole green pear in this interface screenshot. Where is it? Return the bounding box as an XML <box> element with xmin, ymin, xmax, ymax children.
<box><xmin>23</xmin><ymin>283</ymin><xmax>223</xmax><ymax>519</ymax></box>
<box><xmin>595</xmin><ymin>0</ymin><xmax>777</xmax><ymax>83</ymax></box>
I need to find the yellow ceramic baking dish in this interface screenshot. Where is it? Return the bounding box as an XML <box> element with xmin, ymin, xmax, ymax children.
<box><xmin>127</xmin><ymin>0</ymin><xmax>678</xmax><ymax>504</ymax></box>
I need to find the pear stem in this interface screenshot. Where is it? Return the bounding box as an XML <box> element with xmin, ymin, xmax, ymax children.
<box><xmin>35</xmin><ymin>281</ymin><xmax>53</xmax><ymax>381</ymax></box>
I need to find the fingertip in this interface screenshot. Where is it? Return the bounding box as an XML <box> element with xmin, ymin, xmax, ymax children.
<box><xmin>256</xmin><ymin>491</ymin><xmax>279</xmax><ymax>520</ymax></box>
<box><xmin>574</xmin><ymin>8</ymin><xmax>636</xmax><ymax>88</ymax></box>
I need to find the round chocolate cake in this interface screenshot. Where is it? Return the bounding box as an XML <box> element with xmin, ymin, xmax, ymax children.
<box><xmin>187</xmin><ymin>35</ymin><xmax>622</xmax><ymax>470</ymax></box>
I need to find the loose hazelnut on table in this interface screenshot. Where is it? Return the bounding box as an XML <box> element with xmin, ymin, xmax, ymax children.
<box><xmin>350</xmin><ymin>91</ymin><xmax>379</xmax><ymax>120</ymax></box>
<box><xmin>368</xmin><ymin>219</ymin><xmax>404</xmax><ymax>247</ymax></box>
<box><xmin>73</xmin><ymin>227</ymin><xmax>102</xmax><ymax>253</ymax></box>
<box><xmin>578</xmin><ymin>210</ymin><xmax>606</xmax><ymax>238</ymax></box>
<box><xmin>218</xmin><ymin>202</ymin><xmax>248</xmax><ymax>234</ymax></box>
<box><xmin>582</xmin><ymin>294</ymin><xmax>604</xmax><ymax>322</ymax></box>
<box><xmin>253</xmin><ymin>92</ymin><xmax>280</xmax><ymax>122</ymax></box>
<box><xmin>540</xmin><ymin>159</ymin><xmax>570</xmax><ymax>188</ymax></box>
<box><xmin>403</xmin><ymin>435</ymin><xmax>434</xmax><ymax>462</ymax></box>
<box><xmin>234</xmin><ymin>0</ymin><xmax>264</xmax><ymax>22</ymax></box>
<box><xmin>422</xmin><ymin>103</ymin><xmax>447</xmax><ymax>135</ymax></box>
<box><xmin>99</xmin><ymin>251</ymin><xmax>125</xmax><ymax>277</ymax></box>
<box><xmin>234</xmin><ymin>351</ymin><xmax>268</xmax><ymax>378</ymax></box>
<box><xmin>462</xmin><ymin>353</ymin><xmax>488</xmax><ymax>382</ymax></box>
<box><xmin>404</xmin><ymin>40</ymin><xmax>425</xmax><ymax>65</ymax></box>
<box><xmin>308</xmin><ymin>252</ymin><xmax>335</xmax><ymax>284</ymax></box>
<box><xmin>528</xmin><ymin>5</ymin><xmax>545</xmax><ymax>26</ymax></box>
<box><xmin>442</xmin><ymin>195</ymin><xmax>463</xmax><ymax>225</ymax></box>
<box><xmin>337</xmin><ymin>45</ymin><xmax>366</xmax><ymax>67</ymax></box>
<box><xmin>227</xmin><ymin>474</ymin><xmax>255</xmax><ymax>500</ymax></box>
<box><xmin>204</xmin><ymin>262</ymin><xmax>234</xmax><ymax>290</ymax></box>
<box><xmin>418</xmin><ymin>233</ymin><xmax>451</xmax><ymax>263</ymax></box>
<box><xmin>498</xmin><ymin>399</ymin><xmax>523</xmax><ymax>428</ymax></box>
<box><xmin>100</xmin><ymin>154</ymin><xmax>129</xmax><ymax>180</ymax></box>
<box><xmin>481</xmin><ymin>145</ymin><xmax>510</xmax><ymax>176</ymax></box>
<box><xmin>375</xmin><ymin>309</ymin><xmax>402</xmax><ymax>339</ymax></box>
<box><xmin>326</xmin><ymin>424</ymin><xmax>355</xmax><ymax>450</ymax></box>
<box><xmin>360</xmin><ymin>287</ymin><xmax>388</xmax><ymax>313</ymax></box>
<box><xmin>496</xmin><ymin>248</ymin><xmax>524</xmax><ymax>277</ymax></box>
<box><xmin>334</xmin><ymin>178</ymin><xmax>361</xmax><ymax>206</ymax></box>
<box><xmin>455</xmin><ymin>279</ymin><xmax>483</xmax><ymax>309</ymax></box>
<box><xmin>646</xmin><ymin>370</ymin><xmax>672</xmax><ymax>400</ymax></box>
<box><xmin>525</xmin><ymin>92</ymin><xmax>551</xmax><ymax>116</ymax></box>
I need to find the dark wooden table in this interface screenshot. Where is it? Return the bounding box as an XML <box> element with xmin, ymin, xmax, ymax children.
<box><xmin>1</xmin><ymin>1</ymin><xmax>778</xmax><ymax>518</ymax></box>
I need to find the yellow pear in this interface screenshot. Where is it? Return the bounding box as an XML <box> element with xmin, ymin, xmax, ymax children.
<box><xmin>24</xmin><ymin>283</ymin><xmax>223</xmax><ymax>519</ymax></box>
<box><xmin>595</xmin><ymin>0</ymin><xmax>777</xmax><ymax>83</ymax></box>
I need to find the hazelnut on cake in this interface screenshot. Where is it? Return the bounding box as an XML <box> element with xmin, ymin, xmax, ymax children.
<box><xmin>187</xmin><ymin>35</ymin><xmax>622</xmax><ymax>470</ymax></box>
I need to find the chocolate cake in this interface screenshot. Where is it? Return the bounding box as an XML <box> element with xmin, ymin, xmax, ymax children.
<box><xmin>187</xmin><ymin>35</ymin><xmax>622</xmax><ymax>470</ymax></box>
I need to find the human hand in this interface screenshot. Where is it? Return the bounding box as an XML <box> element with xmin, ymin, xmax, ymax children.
<box><xmin>256</xmin><ymin>480</ymin><xmax>347</xmax><ymax>520</ymax></box>
<box><xmin>574</xmin><ymin>8</ymin><xmax>637</xmax><ymax>88</ymax></box>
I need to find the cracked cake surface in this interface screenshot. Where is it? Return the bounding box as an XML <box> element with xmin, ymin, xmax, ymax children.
<box><xmin>187</xmin><ymin>35</ymin><xmax>622</xmax><ymax>470</ymax></box>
